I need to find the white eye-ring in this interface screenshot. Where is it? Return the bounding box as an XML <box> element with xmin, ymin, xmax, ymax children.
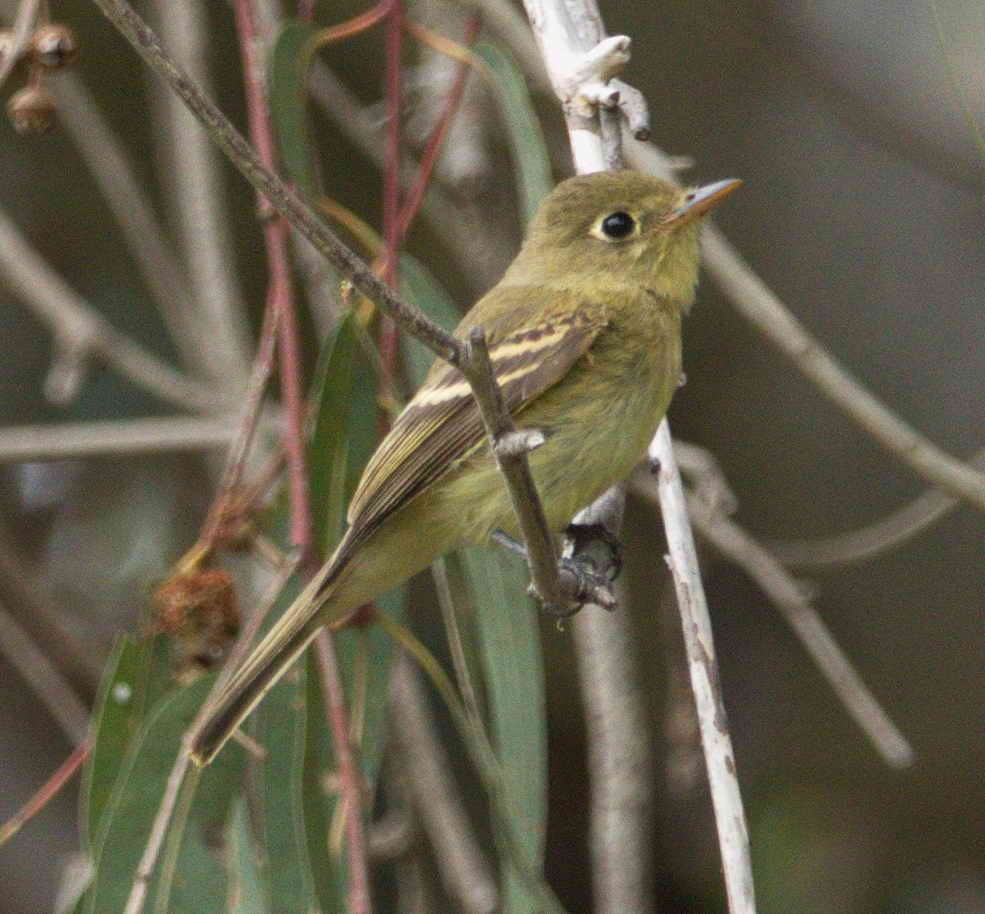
<box><xmin>592</xmin><ymin>211</ymin><xmax>639</xmax><ymax>242</ymax></box>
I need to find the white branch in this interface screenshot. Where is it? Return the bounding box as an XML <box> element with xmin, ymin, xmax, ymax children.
<box><xmin>650</xmin><ymin>422</ymin><xmax>757</xmax><ymax>914</ymax></box>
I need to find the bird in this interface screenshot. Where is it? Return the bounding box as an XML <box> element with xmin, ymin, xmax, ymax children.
<box><xmin>191</xmin><ymin>169</ymin><xmax>740</xmax><ymax>765</ymax></box>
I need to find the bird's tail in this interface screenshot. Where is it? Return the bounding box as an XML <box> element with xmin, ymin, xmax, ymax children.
<box><xmin>189</xmin><ymin>552</ymin><xmax>348</xmax><ymax>767</ymax></box>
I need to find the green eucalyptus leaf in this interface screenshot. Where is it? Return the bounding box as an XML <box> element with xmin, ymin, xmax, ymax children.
<box><xmin>86</xmin><ymin>677</ymin><xmax>243</xmax><ymax>914</ymax></box>
<box><xmin>474</xmin><ymin>42</ymin><xmax>553</xmax><ymax>222</ymax></box>
<box><xmin>227</xmin><ymin>801</ymin><xmax>268</xmax><ymax>914</ymax></box>
<box><xmin>459</xmin><ymin>546</ymin><xmax>547</xmax><ymax>913</ymax></box>
<box><xmin>398</xmin><ymin>252</ymin><xmax>462</xmax><ymax>386</ymax></box>
<box><xmin>251</xmin><ymin>597</ymin><xmax>316</xmax><ymax>914</ymax></box>
<box><xmin>269</xmin><ymin>20</ymin><xmax>319</xmax><ymax>197</ymax></box>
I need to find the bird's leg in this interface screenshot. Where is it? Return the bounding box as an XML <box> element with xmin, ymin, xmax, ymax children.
<box><xmin>563</xmin><ymin>522</ymin><xmax>623</xmax><ymax>583</ymax></box>
<box><xmin>490</xmin><ymin>528</ymin><xmax>618</xmax><ymax>617</ymax></box>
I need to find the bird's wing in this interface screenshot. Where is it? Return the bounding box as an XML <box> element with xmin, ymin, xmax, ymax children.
<box><xmin>346</xmin><ymin>293</ymin><xmax>606</xmax><ymax>543</ymax></box>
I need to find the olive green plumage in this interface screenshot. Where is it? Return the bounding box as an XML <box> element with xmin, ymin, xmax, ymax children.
<box><xmin>191</xmin><ymin>170</ymin><xmax>739</xmax><ymax>765</ymax></box>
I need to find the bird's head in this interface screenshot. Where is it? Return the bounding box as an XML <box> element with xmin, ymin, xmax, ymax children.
<box><xmin>504</xmin><ymin>171</ymin><xmax>741</xmax><ymax>308</ymax></box>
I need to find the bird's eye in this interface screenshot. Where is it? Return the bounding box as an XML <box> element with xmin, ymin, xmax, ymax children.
<box><xmin>599</xmin><ymin>211</ymin><xmax>636</xmax><ymax>240</ymax></box>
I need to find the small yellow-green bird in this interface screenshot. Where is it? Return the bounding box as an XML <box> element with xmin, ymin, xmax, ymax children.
<box><xmin>191</xmin><ymin>170</ymin><xmax>740</xmax><ymax>764</ymax></box>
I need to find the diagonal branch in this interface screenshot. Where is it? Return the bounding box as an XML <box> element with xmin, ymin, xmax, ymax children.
<box><xmin>0</xmin><ymin>203</ymin><xmax>225</xmax><ymax>414</ymax></box>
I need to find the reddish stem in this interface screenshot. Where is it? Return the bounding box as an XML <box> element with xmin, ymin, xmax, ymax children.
<box><xmin>234</xmin><ymin>5</ymin><xmax>372</xmax><ymax>912</ymax></box>
<box><xmin>314</xmin><ymin>632</ymin><xmax>373</xmax><ymax>914</ymax></box>
<box><xmin>234</xmin><ymin>0</ymin><xmax>313</xmax><ymax>566</ymax></box>
<box><xmin>0</xmin><ymin>740</ymin><xmax>92</xmax><ymax>847</ymax></box>
<box><xmin>396</xmin><ymin>15</ymin><xmax>481</xmax><ymax>244</ymax></box>
<box><xmin>199</xmin><ymin>295</ymin><xmax>280</xmax><ymax>552</ymax></box>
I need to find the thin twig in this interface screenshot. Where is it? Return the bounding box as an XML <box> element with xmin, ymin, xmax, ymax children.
<box><xmin>154</xmin><ymin>0</ymin><xmax>251</xmax><ymax>391</ymax></box>
<box><xmin>0</xmin><ymin>523</ymin><xmax>102</xmax><ymax>690</ymax></box>
<box><xmin>396</xmin><ymin>15</ymin><xmax>483</xmax><ymax>244</ymax></box>
<box><xmin>650</xmin><ymin>422</ymin><xmax>757</xmax><ymax>914</ymax></box>
<box><xmin>389</xmin><ymin>656</ymin><xmax>498</xmax><ymax>914</ymax></box>
<box><xmin>151</xmin><ymin>764</ymin><xmax>202</xmax><ymax>914</ymax></box>
<box><xmin>198</xmin><ymin>299</ymin><xmax>281</xmax><ymax>552</ymax></box>
<box><xmin>0</xmin><ymin>203</ymin><xmax>225</xmax><ymax>413</ymax></box>
<box><xmin>0</xmin><ymin>739</ymin><xmax>92</xmax><ymax>847</ymax></box>
<box><xmin>306</xmin><ymin>62</ymin><xmax>510</xmax><ymax>293</ymax></box>
<box><xmin>460</xmin><ymin>328</ymin><xmax>565</xmax><ymax>609</ymax></box>
<box><xmin>233</xmin><ymin>0</ymin><xmax>313</xmax><ymax>563</ymax></box>
<box><xmin>92</xmin><ymin>0</ymin><xmax>461</xmax><ymax>362</ymax></box>
<box><xmin>0</xmin><ymin>416</ymin><xmax>241</xmax><ymax>462</ymax></box>
<box><xmin>0</xmin><ymin>597</ymin><xmax>90</xmax><ymax>745</ymax></box>
<box><xmin>121</xmin><ymin>747</ymin><xmax>193</xmax><ymax>914</ymax></box>
<box><xmin>313</xmin><ymin>631</ymin><xmax>373</xmax><ymax>914</ymax></box>
<box><xmin>430</xmin><ymin>558</ymin><xmax>485</xmax><ymax>732</ymax></box>
<box><xmin>52</xmin><ymin>75</ymin><xmax>204</xmax><ymax>376</ymax></box>
<box><xmin>766</xmin><ymin>448</ymin><xmax>985</xmax><ymax>569</ymax></box>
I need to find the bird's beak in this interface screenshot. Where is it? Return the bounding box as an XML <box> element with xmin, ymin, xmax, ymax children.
<box><xmin>663</xmin><ymin>178</ymin><xmax>742</xmax><ymax>225</ymax></box>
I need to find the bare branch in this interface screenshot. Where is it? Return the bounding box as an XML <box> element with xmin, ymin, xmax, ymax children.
<box><xmin>767</xmin><ymin>448</ymin><xmax>985</xmax><ymax>569</ymax></box>
<box><xmin>572</xmin><ymin>556</ymin><xmax>656</xmax><ymax>914</ymax></box>
<box><xmin>649</xmin><ymin>421</ymin><xmax>757</xmax><ymax>914</ymax></box>
<box><xmin>0</xmin><ymin>203</ymin><xmax>226</xmax><ymax>413</ymax></box>
<box><xmin>52</xmin><ymin>75</ymin><xmax>206</xmax><ymax>376</ymax></box>
<box><xmin>703</xmin><ymin>222</ymin><xmax>985</xmax><ymax>513</ymax></box>
<box><xmin>460</xmin><ymin>328</ymin><xmax>567</xmax><ymax>610</ymax></box>
<box><xmin>0</xmin><ymin>416</ymin><xmax>241</xmax><ymax>462</ymax></box>
<box><xmin>305</xmin><ymin>62</ymin><xmax>509</xmax><ymax>294</ymax></box>
<box><xmin>390</xmin><ymin>656</ymin><xmax>499</xmax><ymax>914</ymax></box>
<box><xmin>153</xmin><ymin>0</ymin><xmax>251</xmax><ymax>391</ymax></box>
<box><xmin>93</xmin><ymin>0</ymin><xmax>463</xmax><ymax>363</ymax></box>
<box><xmin>0</xmin><ymin>596</ymin><xmax>90</xmax><ymax>745</ymax></box>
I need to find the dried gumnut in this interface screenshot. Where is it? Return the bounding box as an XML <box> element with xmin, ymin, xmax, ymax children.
<box><xmin>7</xmin><ymin>84</ymin><xmax>56</xmax><ymax>134</ymax></box>
<box><xmin>31</xmin><ymin>23</ymin><xmax>79</xmax><ymax>70</ymax></box>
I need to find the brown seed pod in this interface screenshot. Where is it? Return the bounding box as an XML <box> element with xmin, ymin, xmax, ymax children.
<box><xmin>31</xmin><ymin>23</ymin><xmax>79</xmax><ymax>70</ymax></box>
<box><xmin>153</xmin><ymin>568</ymin><xmax>240</xmax><ymax>679</ymax></box>
<box><xmin>7</xmin><ymin>84</ymin><xmax>56</xmax><ymax>134</ymax></box>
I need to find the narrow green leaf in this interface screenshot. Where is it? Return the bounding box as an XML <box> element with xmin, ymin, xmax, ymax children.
<box><xmin>81</xmin><ymin>633</ymin><xmax>177</xmax><ymax>853</ymax></box>
<box><xmin>86</xmin><ymin>678</ymin><xmax>243</xmax><ymax>914</ymax></box>
<box><xmin>269</xmin><ymin>20</ymin><xmax>319</xmax><ymax>197</ymax></box>
<box><xmin>459</xmin><ymin>546</ymin><xmax>547</xmax><ymax>913</ymax></box>
<box><xmin>227</xmin><ymin>801</ymin><xmax>268</xmax><ymax>914</ymax></box>
<box><xmin>474</xmin><ymin>42</ymin><xmax>553</xmax><ymax>222</ymax></box>
<box><xmin>309</xmin><ymin>311</ymin><xmax>380</xmax><ymax>558</ymax></box>
<box><xmin>253</xmin><ymin>648</ymin><xmax>315</xmax><ymax>914</ymax></box>
<box><xmin>398</xmin><ymin>252</ymin><xmax>462</xmax><ymax>385</ymax></box>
